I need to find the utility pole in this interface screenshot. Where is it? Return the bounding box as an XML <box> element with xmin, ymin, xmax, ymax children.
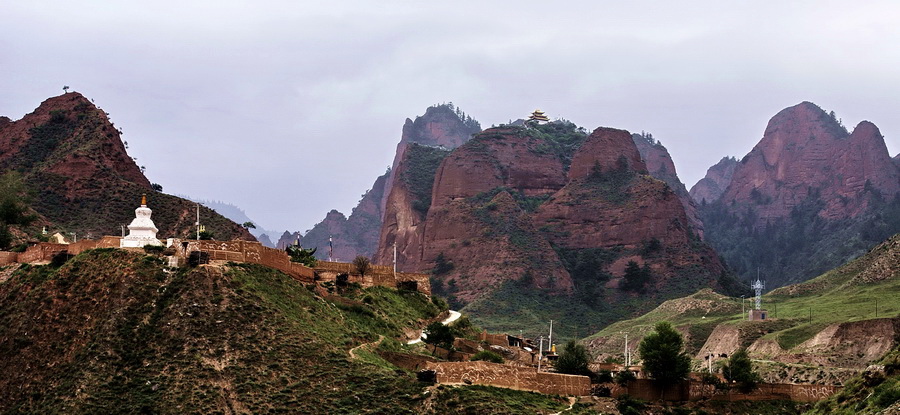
<box><xmin>195</xmin><ymin>203</ymin><xmax>200</xmax><ymax>240</ymax></box>
<box><xmin>624</xmin><ymin>333</ymin><xmax>629</xmax><ymax>367</ymax></box>
<box><xmin>548</xmin><ymin>320</ymin><xmax>553</xmax><ymax>354</ymax></box>
<box><xmin>393</xmin><ymin>243</ymin><xmax>397</xmax><ymax>276</ymax></box>
<box><xmin>537</xmin><ymin>336</ymin><xmax>544</xmax><ymax>372</ymax></box>
<box><xmin>741</xmin><ymin>295</ymin><xmax>745</xmax><ymax>319</ymax></box>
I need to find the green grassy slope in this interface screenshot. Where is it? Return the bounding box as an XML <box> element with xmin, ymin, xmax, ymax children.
<box><xmin>586</xmin><ymin>233</ymin><xmax>900</xmax><ymax>357</ymax></box>
<box><xmin>0</xmin><ymin>249</ymin><xmax>442</xmax><ymax>414</ymax></box>
<box><xmin>804</xmin><ymin>346</ymin><xmax>900</xmax><ymax>414</ymax></box>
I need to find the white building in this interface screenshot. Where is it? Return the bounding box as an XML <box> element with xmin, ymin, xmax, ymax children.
<box><xmin>120</xmin><ymin>194</ymin><xmax>163</xmax><ymax>248</ymax></box>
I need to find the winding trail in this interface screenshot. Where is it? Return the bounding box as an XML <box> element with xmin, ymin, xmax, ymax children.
<box><xmin>407</xmin><ymin>310</ymin><xmax>461</xmax><ymax>345</ymax></box>
<box><xmin>549</xmin><ymin>396</ymin><xmax>577</xmax><ymax>415</ymax></box>
<box><xmin>349</xmin><ymin>335</ymin><xmax>384</xmax><ymax>360</ymax></box>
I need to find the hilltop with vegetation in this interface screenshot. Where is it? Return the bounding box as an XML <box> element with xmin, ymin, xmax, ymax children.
<box><xmin>0</xmin><ymin>92</ymin><xmax>252</xmax><ymax>249</ymax></box>
<box><xmin>586</xmin><ymin>233</ymin><xmax>900</xmax><ymax>385</ymax></box>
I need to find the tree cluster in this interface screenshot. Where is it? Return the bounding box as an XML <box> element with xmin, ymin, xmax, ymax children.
<box><xmin>0</xmin><ymin>172</ymin><xmax>37</xmax><ymax>250</ymax></box>
<box><xmin>638</xmin><ymin>322</ymin><xmax>691</xmax><ymax>388</ymax></box>
<box><xmin>621</xmin><ymin>261</ymin><xmax>652</xmax><ymax>293</ymax></box>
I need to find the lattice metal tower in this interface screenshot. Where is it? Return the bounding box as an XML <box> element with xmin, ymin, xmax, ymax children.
<box><xmin>751</xmin><ymin>278</ymin><xmax>764</xmax><ymax>310</ymax></box>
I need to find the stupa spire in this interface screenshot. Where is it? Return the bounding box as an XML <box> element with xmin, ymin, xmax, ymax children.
<box><xmin>141</xmin><ymin>194</ymin><xmax>147</xmax><ymax>206</ymax></box>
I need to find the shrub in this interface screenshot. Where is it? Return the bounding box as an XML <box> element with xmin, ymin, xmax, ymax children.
<box><xmin>143</xmin><ymin>245</ymin><xmax>165</xmax><ymax>254</ymax></box>
<box><xmin>614</xmin><ymin>370</ymin><xmax>636</xmax><ymax>385</ymax></box>
<box><xmin>555</xmin><ymin>340</ymin><xmax>592</xmax><ymax>376</ymax></box>
<box><xmin>470</xmin><ymin>350</ymin><xmax>504</xmax><ymax>364</ymax></box>
<box><xmin>722</xmin><ymin>349</ymin><xmax>761</xmax><ymax>392</ymax></box>
<box><xmin>423</xmin><ymin>322</ymin><xmax>454</xmax><ymax>350</ymax></box>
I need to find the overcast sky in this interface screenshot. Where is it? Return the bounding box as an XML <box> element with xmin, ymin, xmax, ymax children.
<box><xmin>3</xmin><ymin>1</ymin><xmax>899</xmax><ymax>234</ymax></box>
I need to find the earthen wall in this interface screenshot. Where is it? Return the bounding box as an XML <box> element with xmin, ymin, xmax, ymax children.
<box><xmin>0</xmin><ymin>252</ymin><xmax>17</xmax><ymax>265</ymax></box>
<box><xmin>614</xmin><ymin>379</ymin><xmax>839</xmax><ymax>402</ymax></box>
<box><xmin>18</xmin><ymin>243</ymin><xmax>68</xmax><ymax>263</ymax></box>
<box><xmin>425</xmin><ymin>361</ymin><xmax>591</xmax><ymax>396</ymax></box>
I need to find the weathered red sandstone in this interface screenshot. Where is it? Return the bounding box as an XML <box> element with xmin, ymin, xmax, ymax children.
<box><xmin>569</xmin><ymin>127</ymin><xmax>647</xmax><ymax>180</ymax></box>
<box><xmin>380</xmin><ymin>124</ymin><xmax>723</xmax><ymax>304</ymax></box>
<box><xmin>305</xmin><ymin>104</ymin><xmax>479</xmax><ymax>261</ymax></box>
<box><xmin>719</xmin><ymin>102</ymin><xmax>899</xmax><ymax>226</ymax></box>
<box><xmin>0</xmin><ymin>93</ymin><xmax>149</xmax><ymax>189</ymax></box>
<box><xmin>689</xmin><ymin>157</ymin><xmax>738</xmax><ymax>204</ymax></box>
<box><xmin>632</xmin><ymin>133</ymin><xmax>704</xmax><ymax>237</ymax></box>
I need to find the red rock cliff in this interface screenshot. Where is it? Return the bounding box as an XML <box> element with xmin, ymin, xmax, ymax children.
<box><xmin>632</xmin><ymin>132</ymin><xmax>704</xmax><ymax>238</ymax></box>
<box><xmin>689</xmin><ymin>156</ymin><xmax>739</xmax><ymax>204</ymax></box>
<box><xmin>720</xmin><ymin>102</ymin><xmax>900</xmax><ymax>226</ymax></box>
<box><xmin>386</xmin><ymin>124</ymin><xmax>724</xmax><ymax>304</ymax></box>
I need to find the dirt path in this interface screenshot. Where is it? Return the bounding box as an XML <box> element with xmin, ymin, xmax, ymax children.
<box><xmin>549</xmin><ymin>396</ymin><xmax>577</xmax><ymax>415</ymax></box>
<box><xmin>349</xmin><ymin>335</ymin><xmax>384</xmax><ymax>359</ymax></box>
<box><xmin>408</xmin><ymin>310</ymin><xmax>461</xmax><ymax>345</ymax></box>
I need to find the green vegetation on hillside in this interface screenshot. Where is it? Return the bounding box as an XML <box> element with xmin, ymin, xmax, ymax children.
<box><xmin>426</xmin><ymin>385</ymin><xmax>587</xmax><ymax>415</ymax></box>
<box><xmin>527</xmin><ymin>120</ymin><xmax>588</xmax><ymax>170</ymax></box>
<box><xmin>587</xmin><ymin>233</ymin><xmax>900</xmax><ymax>360</ymax></box>
<box><xmin>401</xmin><ymin>144</ymin><xmax>450</xmax><ymax>215</ymax></box>
<box><xmin>0</xmin><ymin>250</ymin><xmax>443</xmax><ymax>414</ymax></box>
<box><xmin>805</xmin><ymin>346</ymin><xmax>900</xmax><ymax>414</ymax></box>
<box><xmin>702</xmin><ymin>189</ymin><xmax>900</xmax><ymax>288</ymax></box>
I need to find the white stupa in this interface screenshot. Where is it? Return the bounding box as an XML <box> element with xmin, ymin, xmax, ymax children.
<box><xmin>120</xmin><ymin>194</ymin><xmax>163</xmax><ymax>248</ymax></box>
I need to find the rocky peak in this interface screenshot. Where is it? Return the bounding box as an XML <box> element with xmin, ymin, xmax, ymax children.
<box><xmin>689</xmin><ymin>156</ymin><xmax>739</xmax><ymax>204</ymax></box>
<box><xmin>569</xmin><ymin>127</ymin><xmax>647</xmax><ymax>181</ymax></box>
<box><xmin>0</xmin><ymin>92</ymin><xmax>253</xmax><ymax>241</ymax></box>
<box><xmin>719</xmin><ymin>101</ymin><xmax>899</xmax><ymax>225</ymax></box>
<box><xmin>0</xmin><ymin>92</ymin><xmax>149</xmax><ymax>188</ymax></box>
<box><xmin>400</xmin><ymin>104</ymin><xmax>481</xmax><ymax>149</ymax></box>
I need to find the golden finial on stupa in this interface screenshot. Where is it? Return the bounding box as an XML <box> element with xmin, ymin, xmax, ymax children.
<box><xmin>141</xmin><ymin>194</ymin><xmax>147</xmax><ymax>206</ymax></box>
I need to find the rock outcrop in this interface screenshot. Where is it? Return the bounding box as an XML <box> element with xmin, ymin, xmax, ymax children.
<box><xmin>632</xmin><ymin>132</ymin><xmax>704</xmax><ymax>237</ymax></box>
<box><xmin>0</xmin><ymin>93</ymin><xmax>253</xmax><ymax>241</ymax></box>
<box><xmin>302</xmin><ymin>104</ymin><xmax>480</xmax><ymax>262</ymax></box>
<box><xmin>720</xmin><ymin>102</ymin><xmax>899</xmax><ymax>226</ymax></box>
<box><xmin>378</xmin><ymin>121</ymin><xmax>727</xmax><ymax>334</ymax></box>
<box><xmin>299</xmin><ymin>171</ymin><xmax>389</xmax><ymax>261</ymax></box>
<box><xmin>700</xmin><ymin>102</ymin><xmax>900</xmax><ymax>287</ymax></box>
<box><xmin>689</xmin><ymin>156</ymin><xmax>738</xmax><ymax>204</ymax></box>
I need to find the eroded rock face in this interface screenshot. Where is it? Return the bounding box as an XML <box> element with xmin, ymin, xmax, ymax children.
<box><xmin>720</xmin><ymin>102</ymin><xmax>899</xmax><ymax>226</ymax></box>
<box><xmin>382</xmin><ymin>123</ymin><xmax>724</xmax><ymax>306</ymax></box>
<box><xmin>569</xmin><ymin>127</ymin><xmax>647</xmax><ymax>180</ymax></box>
<box><xmin>302</xmin><ymin>104</ymin><xmax>480</xmax><ymax>262</ymax></box>
<box><xmin>0</xmin><ymin>93</ymin><xmax>149</xmax><ymax>189</ymax></box>
<box><xmin>699</xmin><ymin>101</ymin><xmax>900</xmax><ymax>287</ymax></box>
<box><xmin>632</xmin><ymin>132</ymin><xmax>704</xmax><ymax>238</ymax></box>
<box><xmin>689</xmin><ymin>157</ymin><xmax>738</xmax><ymax>205</ymax></box>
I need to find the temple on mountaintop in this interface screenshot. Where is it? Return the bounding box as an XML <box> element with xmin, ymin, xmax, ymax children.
<box><xmin>528</xmin><ymin>109</ymin><xmax>550</xmax><ymax>123</ymax></box>
<box><xmin>120</xmin><ymin>194</ymin><xmax>162</xmax><ymax>248</ymax></box>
